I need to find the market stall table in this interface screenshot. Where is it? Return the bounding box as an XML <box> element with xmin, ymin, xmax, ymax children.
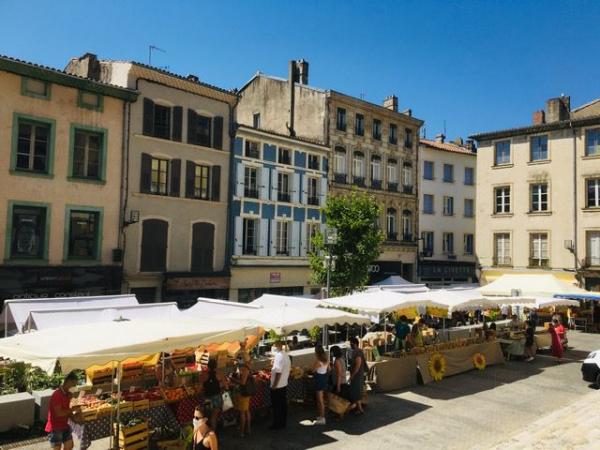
<box><xmin>70</xmin><ymin>404</ymin><xmax>179</xmax><ymax>450</ymax></box>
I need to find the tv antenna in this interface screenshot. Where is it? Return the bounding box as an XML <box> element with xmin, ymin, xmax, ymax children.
<box><xmin>148</xmin><ymin>45</ymin><xmax>166</xmax><ymax>66</ymax></box>
<box><xmin>359</xmin><ymin>92</ymin><xmax>366</xmax><ymax>100</ymax></box>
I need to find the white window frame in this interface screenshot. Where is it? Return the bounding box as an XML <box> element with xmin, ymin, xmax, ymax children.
<box><xmin>353</xmin><ymin>153</ymin><xmax>365</xmax><ymax>178</ymax></box>
<box><xmin>530</xmin><ymin>233</ymin><xmax>549</xmax><ymax>266</ymax></box>
<box><xmin>334</xmin><ymin>149</ymin><xmax>347</xmax><ymax>174</ymax></box>
<box><xmin>371</xmin><ymin>157</ymin><xmax>381</xmax><ymax>181</ymax></box>
<box><xmin>586</xmin><ymin>231</ymin><xmax>600</xmax><ymax>266</ymax></box>
<box><xmin>387</xmin><ymin>161</ymin><xmax>397</xmax><ymax>184</ymax></box>
<box><xmin>494</xmin><ymin>233</ymin><xmax>511</xmax><ymax>265</ymax></box>
<box><xmin>586</xmin><ymin>178</ymin><xmax>600</xmax><ymax>208</ymax></box>
<box><xmin>276</xmin><ymin>221</ymin><xmax>290</xmax><ymax>255</ymax></box>
<box><xmin>443</xmin><ymin>232</ymin><xmax>454</xmax><ymax>254</ymax></box>
<box><xmin>443</xmin><ymin>196</ymin><xmax>454</xmax><ymax>216</ymax></box>
<box><xmin>531</xmin><ymin>183</ymin><xmax>548</xmax><ymax>212</ymax></box>
<box><xmin>495</xmin><ymin>186</ymin><xmax>511</xmax><ymax>214</ymax></box>
<box><xmin>402</xmin><ymin>164</ymin><xmax>413</xmax><ymax>187</ymax></box>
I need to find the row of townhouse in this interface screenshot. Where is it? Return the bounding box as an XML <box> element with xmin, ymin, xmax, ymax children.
<box><xmin>3</xmin><ymin>53</ymin><xmax>482</xmax><ymax>305</ymax></box>
<box><xmin>471</xmin><ymin>95</ymin><xmax>600</xmax><ymax>299</ymax></box>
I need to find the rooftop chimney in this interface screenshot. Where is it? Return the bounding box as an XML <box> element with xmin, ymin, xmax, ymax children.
<box><xmin>383</xmin><ymin>95</ymin><xmax>398</xmax><ymax>112</ymax></box>
<box><xmin>533</xmin><ymin>110</ymin><xmax>545</xmax><ymax>125</ymax></box>
<box><xmin>546</xmin><ymin>95</ymin><xmax>571</xmax><ymax>122</ymax></box>
<box><xmin>465</xmin><ymin>139</ymin><xmax>476</xmax><ymax>153</ymax></box>
<box><xmin>65</xmin><ymin>53</ymin><xmax>100</xmax><ymax>80</ymax></box>
<box><xmin>296</xmin><ymin>59</ymin><xmax>309</xmax><ymax>85</ymax></box>
<box><xmin>453</xmin><ymin>137</ymin><xmax>464</xmax><ymax>146</ymax></box>
<box><xmin>187</xmin><ymin>74</ymin><xmax>199</xmax><ymax>82</ymax></box>
<box><xmin>435</xmin><ymin>133</ymin><xmax>446</xmax><ymax>143</ymax></box>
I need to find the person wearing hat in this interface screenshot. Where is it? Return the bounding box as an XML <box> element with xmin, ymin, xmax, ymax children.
<box><xmin>269</xmin><ymin>340</ymin><xmax>291</xmax><ymax>430</ymax></box>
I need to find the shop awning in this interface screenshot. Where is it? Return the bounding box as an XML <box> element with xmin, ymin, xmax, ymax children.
<box><xmin>553</xmin><ymin>293</ymin><xmax>600</xmax><ymax>301</ymax></box>
<box><xmin>479</xmin><ymin>274</ymin><xmax>587</xmax><ymax>297</ymax></box>
<box><xmin>24</xmin><ymin>303</ymin><xmax>182</xmax><ymax>332</ymax></box>
<box><xmin>537</xmin><ymin>297</ymin><xmax>580</xmax><ymax>308</ymax></box>
<box><xmin>249</xmin><ymin>294</ymin><xmax>322</xmax><ymax>309</ymax></box>
<box><xmin>185</xmin><ymin>298</ymin><xmax>261</xmax><ymax>318</ymax></box>
<box><xmin>0</xmin><ymin>317</ymin><xmax>260</xmax><ymax>374</ymax></box>
<box><xmin>1</xmin><ymin>294</ymin><xmax>139</xmax><ymax>336</ymax></box>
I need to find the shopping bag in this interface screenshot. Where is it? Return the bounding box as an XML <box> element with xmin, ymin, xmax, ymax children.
<box><xmin>221</xmin><ymin>391</ymin><xmax>234</xmax><ymax>411</ymax></box>
<box><xmin>328</xmin><ymin>393</ymin><xmax>350</xmax><ymax>415</ymax></box>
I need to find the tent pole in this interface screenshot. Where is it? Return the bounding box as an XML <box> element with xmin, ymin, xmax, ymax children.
<box><xmin>109</xmin><ymin>360</ymin><xmax>115</xmax><ymax>450</ymax></box>
<box><xmin>384</xmin><ymin>315</ymin><xmax>388</xmax><ymax>354</ymax></box>
<box><xmin>114</xmin><ymin>361</ymin><xmax>122</xmax><ymax>450</ymax></box>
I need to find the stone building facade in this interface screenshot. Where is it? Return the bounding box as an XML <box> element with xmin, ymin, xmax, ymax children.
<box><xmin>471</xmin><ymin>95</ymin><xmax>600</xmax><ymax>293</ymax></box>
<box><xmin>0</xmin><ymin>54</ymin><xmax>137</xmax><ymax>302</ymax></box>
<box><xmin>66</xmin><ymin>55</ymin><xmax>237</xmax><ymax>305</ymax></box>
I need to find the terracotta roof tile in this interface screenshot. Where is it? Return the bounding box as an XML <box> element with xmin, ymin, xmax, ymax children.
<box><xmin>420</xmin><ymin>139</ymin><xmax>475</xmax><ymax>155</ymax></box>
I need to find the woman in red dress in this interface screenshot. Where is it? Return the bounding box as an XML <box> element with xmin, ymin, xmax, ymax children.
<box><xmin>548</xmin><ymin>319</ymin><xmax>563</xmax><ymax>363</ymax></box>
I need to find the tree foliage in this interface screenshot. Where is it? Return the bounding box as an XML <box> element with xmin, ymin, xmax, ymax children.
<box><xmin>310</xmin><ymin>191</ymin><xmax>384</xmax><ymax>296</ymax></box>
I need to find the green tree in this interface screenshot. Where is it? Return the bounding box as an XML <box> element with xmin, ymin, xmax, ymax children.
<box><xmin>309</xmin><ymin>191</ymin><xmax>384</xmax><ymax>296</ymax></box>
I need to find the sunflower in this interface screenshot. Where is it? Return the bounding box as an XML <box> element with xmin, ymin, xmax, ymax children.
<box><xmin>428</xmin><ymin>352</ymin><xmax>447</xmax><ymax>381</ymax></box>
<box><xmin>473</xmin><ymin>352</ymin><xmax>486</xmax><ymax>370</ymax></box>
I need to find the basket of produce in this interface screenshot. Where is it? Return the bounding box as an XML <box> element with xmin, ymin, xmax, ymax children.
<box><xmin>114</xmin><ymin>418</ymin><xmax>148</xmax><ymax>450</ymax></box>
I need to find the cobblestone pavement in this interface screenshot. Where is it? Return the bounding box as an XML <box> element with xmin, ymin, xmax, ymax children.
<box><xmin>6</xmin><ymin>331</ymin><xmax>600</xmax><ymax>450</ymax></box>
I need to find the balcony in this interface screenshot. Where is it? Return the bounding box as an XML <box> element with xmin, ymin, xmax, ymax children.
<box><xmin>493</xmin><ymin>257</ymin><xmax>512</xmax><ymax>266</ymax></box>
<box><xmin>353</xmin><ymin>176</ymin><xmax>366</xmax><ymax>187</ymax></box>
<box><xmin>245</xmin><ymin>148</ymin><xmax>260</xmax><ymax>159</ymax></box>
<box><xmin>402</xmin><ymin>234</ymin><xmax>413</xmax><ymax>242</ymax></box>
<box><xmin>389</xmin><ymin>137</ymin><xmax>398</xmax><ymax>145</ymax></box>
<box><xmin>402</xmin><ymin>185</ymin><xmax>413</xmax><ymax>195</ymax></box>
<box><xmin>421</xmin><ymin>249</ymin><xmax>433</xmax><ymax>258</ymax></box>
<box><xmin>528</xmin><ymin>258</ymin><xmax>549</xmax><ymax>268</ymax></box>
<box><xmin>307</xmin><ymin>195</ymin><xmax>319</xmax><ymax>206</ymax></box>
<box><xmin>308</xmin><ymin>160</ymin><xmax>320</xmax><ymax>170</ymax></box>
<box><xmin>387</xmin><ymin>232</ymin><xmax>398</xmax><ymax>241</ymax></box>
<box><xmin>278</xmin><ymin>192</ymin><xmax>291</xmax><ymax>202</ymax></box>
<box><xmin>447</xmin><ymin>254</ymin><xmax>457</xmax><ymax>260</ymax></box>
<box><xmin>388</xmin><ymin>182</ymin><xmax>398</xmax><ymax>192</ymax></box>
<box><xmin>371</xmin><ymin>179</ymin><xmax>382</xmax><ymax>190</ymax></box>
<box><xmin>276</xmin><ymin>248</ymin><xmax>290</xmax><ymax>256</ymax></box>
<box><xmin>334</xmin><ymin>173</ymin><xmax>347</xmax><ymax>184</ymax></box>
<box><xmin>244</xmin><ymin>187</ymin><xmax>259</xmax><ymax>198</ymax></box>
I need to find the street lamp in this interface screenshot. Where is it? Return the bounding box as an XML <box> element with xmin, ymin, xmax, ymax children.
<box><xmin>323</xmin><ymin>227</ymin><xmax>338</xmax><ymax>299</ymax></box>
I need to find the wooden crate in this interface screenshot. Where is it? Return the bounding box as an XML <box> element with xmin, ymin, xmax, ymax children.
<box><xmin>148</xmin><ymin>399</ymin><xmax>165</xmax><ymax>408</ymax></box>
<box><xmin>114</xmin><ymin>420</ymin><xmax>149</xmax><ymax>450</ymax></box>
<box><xmin>95</xmin><ymin>404</ymin><xmax>112</xmax><ymax>418</ymax></box>
<box><xmin>80</xmin><ymin>408</ymin><xmax>97</xmax><ymax>422</ymax></box>
<box><xmin>133</xmin><ymin>399</ymin><xmax>149</xmax><ymax>411</ymax></box>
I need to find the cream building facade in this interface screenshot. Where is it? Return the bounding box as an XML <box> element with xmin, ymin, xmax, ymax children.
<box><xmin>66</xmin><ymin>55</ymin><xmax>237</xmax><ymax>305</ymax></box>
<box><xmin>471</xmin><ymin>96</ymin><xmax>600</xmax><ymax>292</ymax></box>
<box><xmin>418</xmin><ymin>137</ymin><xmax>477</xmax><ymax>286</ymax></box>
<box><xmin>0</xmin><ymin>55</ymin><xmax>137</xmax><ymax>302</ymax></box>
<box><xmin>237</xmin><ymin>61</ymin><xmax>423</xmax><ymax>288</ymax></box>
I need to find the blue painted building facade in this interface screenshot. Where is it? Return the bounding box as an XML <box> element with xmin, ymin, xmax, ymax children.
<box><xmin>229</xmin><ymin>125</ymin><xmax>329</xmax><ymax>302</ymax></box>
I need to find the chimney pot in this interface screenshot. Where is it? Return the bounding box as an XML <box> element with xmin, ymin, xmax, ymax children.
<box><xmin>546</xmin><ymin>96</ymin><xmax>571</xmax><ymax>122</ymax></box>
<box><xmin>435</xmin><ymin>133</ymin><xmax>446</xmax><ymax>143</ymax></box>
<box><xmin>383</xmin><ymin>95</ymin><xmax>398</xmax><ymax>112</ymax></box>
<box><xmin>453</xmin><ymin>137</ymin><xmax>464</xmax><ymax>146</ymax></box>
<box><xmin>533</xmin><ymin>110</ymin><xmax>545</xmax><ymax>125</ymax></box>
<box><xmin>187</xmin><ymin>74</ymin><xmax>199</xmax><ymax>82</ymax></box>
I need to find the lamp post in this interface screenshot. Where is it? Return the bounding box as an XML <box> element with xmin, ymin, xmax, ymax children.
<box><xmin>323</xmin><ymin>227</ymin><xmax>338</xmax><ymax>348</ymax></box>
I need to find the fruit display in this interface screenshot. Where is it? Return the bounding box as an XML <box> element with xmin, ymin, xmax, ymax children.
<box><xmin>162</xmin><ymin>387</ymin><xmax>187</xmax><ymax>403</ymax></box>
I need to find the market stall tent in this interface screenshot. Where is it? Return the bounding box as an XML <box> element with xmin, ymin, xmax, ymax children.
<box><xmin>23</xmin><ymin>303</ymin><xmax>182</xmax><ymax>332</ymax></box>
<box><xmin>185</xmin><ymin>298</ymin><xmax>261</xmax><ymax>319</ymax></box>
<box><xmin>1</xmin><ymin>295</ymin><xmax>139</xmax><ymax>336</ymax></box>
<box><xmin>535</xmin><ymin>297</ymin><xmax>580</xmax><ymax>308</ymax></box>
<box><xmin>249</xmin><ymin>294</ymin><xmax>322</xmax><ymax>309</ymax></box>
<box><xmin>0</xmin><ymin>317</ymin><xmax>260</xmax><ymax>374</ymax></box>
<box><xmin>373</xmin><ymin>275</ymin><xmax>414</xmax><ymax>286</ymax></box>
<box><xmin>222</xmin><ymin>304</ymin><xmax>371</xmax><ymax>335</ymax></box>
<box><xmin>479</xmin><ymin>274</ymin><xmax>587</xmax><ymax>297</ymax></box>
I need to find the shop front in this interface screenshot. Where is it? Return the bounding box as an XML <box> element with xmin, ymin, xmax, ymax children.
<box><xmin>229</xmin><ymin>266</ymin><xmax>314</xmax><ymax>303</ymax></box>
<box><xmin>368</xmin><ymin>260</ymin><xmax>412</xmax><ymax>284</ymax></box>
<box><xmin>418</xmin><ymin>260</ymin><xmax>476</xmax><ymax>286</ymax></box>
<box><xmin>163</xmin><ymin>272</ymin><xmax>230</xmax><ymax>308</ymax></box>
<box><xmin>0</xmin><ymin>266</ymin><xmax>122</xmax><ymax>307</ymax></box>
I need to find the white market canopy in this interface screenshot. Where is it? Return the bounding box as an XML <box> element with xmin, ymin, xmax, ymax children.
<box><xmin>249</xmin><ymin>294</ymin><xmax>322</xmax><ymax>309</ymax></box>
<box><xmin>1</xmin><ymin>295</ymin><xmax>139</xmax><ymax>336</ymax></box>
<box><xmin>322</xmin><ymin>289</ymin><xmax>447</xmax><ymax>318</ymax></box>
<box><xmin>480</xmin><ymin>274</ymin><xmax>588</xmax><ymax>298</ymax></box>
<box><xmin>222</xmin><ymin>304</ymin><xmax>370</xmax><ymax>335</ymax></box>
<box><xmin>535</xmin><ymin>297</ymin><xmax>580</xmax><ymax>308</ymax></box>
<box><xmin>185</xmin><ymin>298</ymin><xmax>261</xmax><ymax>319</ymax></box>
<box><xmin>373</xmin><ymin>275</ymin><xmax>414</xmax><ymax>286</ymax></box>
<box><xmin>24</xmin><ymin>303</ymin><xmax>182</xmax><ymax>332</ymax></box>
<box><xmin>400</xmin><ymin>289</ymin><xmax>500</xmax><ymax>312</ymax></box>
<box><xmin>0</xmin><ymin>317</ymin><xmax>260</xmax><ymax>374</ymax></box>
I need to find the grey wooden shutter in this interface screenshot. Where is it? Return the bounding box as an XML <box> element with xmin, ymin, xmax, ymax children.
<box><xmin>212</xmin><ymin>116</ymin><xmax>223</xmax><ymax>149</ymax></box>
<box><xmin>185</xmin><ymin>161</ymin><xmax>195</xmax><ymax>198</ymax></box>
<box><xmin>187</xmin><ymin>109</ymin><xmax>197</xmax><ymax>144</ymax></box>
<box><xmin>211</xmin><ymin>166</ymin><xmax>221</xmax><ymax>201</ymax></box>
<box><xmin>143</xmin><ymin>98</ymin><xmax>154</xmax><ymax>136</ymax></box>
<box><xmin>170</xmin><ymin>159</ymin><xmax>181</xmax><ymax>197</ymax></box>
<box><xmin>140</xmin><ymin>153</ymin><xmax>152</xmax><ymax>193</ymax></box>
<box><xmin>172</xmin><ymin>106</ymin><xmax>183</xmax><ymax>141</ymax></box>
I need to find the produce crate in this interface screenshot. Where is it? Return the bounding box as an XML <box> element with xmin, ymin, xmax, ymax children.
<box><xmin>148</xmin><ymin>399</ymin><xmax>165</xmax><ymax>408</ymax></box>
<box><xmin>117</xmin><ymin>401</ymin><xmax>133</xmax><ymax>414</ymax></box>
<box><xmin>80</xmin><ymin>408</ymin><xmax>97</xmax><ymax>422</ymax></box>
<box><xmin>95</xmin><ymin>404</ymin><xmax>112</xmax><ymax>418</ymax></box>
<box><xmin>114</xmin><ymin>420</ymin><xmax>149</xmax><ymax>450</ymax></box>
<box><xmin>133</xmin><ymin>399</ymin><xmax>149</xmax><ymax>411</ymax></box>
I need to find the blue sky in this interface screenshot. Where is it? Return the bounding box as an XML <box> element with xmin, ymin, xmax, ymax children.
<box><xmin>1</xmin><ymin>0</ymin><xmax>599</xmax><ymax>140</ymax></box>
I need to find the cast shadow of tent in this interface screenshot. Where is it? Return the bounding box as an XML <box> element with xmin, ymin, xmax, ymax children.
<box><xmin>405</xmin><ymin>348</ymin><xmax>585</xmax><ymax>401</ymax></box>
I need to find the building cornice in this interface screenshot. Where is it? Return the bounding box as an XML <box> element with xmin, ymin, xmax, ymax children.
<box><xmin>236</xmin><ymin>124</ymin><xmax>328</xmax><ymax>149</ymax></box>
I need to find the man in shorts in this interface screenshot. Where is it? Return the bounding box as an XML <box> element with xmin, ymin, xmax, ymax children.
<box><xmin>46</xmin><ymin>371</ymin><xmax>79</xmax><ymax>450</ymax></box>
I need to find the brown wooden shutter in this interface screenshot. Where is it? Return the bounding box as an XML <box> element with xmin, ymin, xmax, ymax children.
<box><xmin>172</xmin><ymin>106</ymin><xmax>183</xmax><ymax>141</ymax></box>
<box><xmin>212</xmin><ymin>116</ymin><xmax>223</xmax><ymax>149</ymax></box>
<box><xmin>142</xmin><ymin>98</ymin><xmax>154</xmax><ymax>136</ymax></box>
<box><xmin>185</xmin><ymin>160</ymin><xmax>195</xmax><ymax>198</ymax></box>
<box><xmin>187</xmin><ymin>109</ymin><xmax>197</xmax><ymax>144</ymax></box>
<box><xmin>170</xmin><ymin>159</ymin><xmax>181</xmax><ymax>197</ymax></box>
<box><xmin>211</xmin><ymin>166</ymin><xmax>221</xmax><ymax>201</ymax></box>
<box><xmin>140</xmin><ymin>153</ymin><xmax>152</xmax><ymax>193</ymax></box>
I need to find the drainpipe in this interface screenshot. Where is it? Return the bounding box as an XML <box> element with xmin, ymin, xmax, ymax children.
<box><xmin>225</xmin><ymin>94</ymin><xmax>240</xmax><ymax>280</ymax></box>
<box><xmin>571</xmin><ymin>121</ymin><xmax>580</xmax><ymax>282</ymax></box>
<box><xmin>118</xmin><ymin>100</ymin><xmax>131</xmax><ymax>294</ymax></box>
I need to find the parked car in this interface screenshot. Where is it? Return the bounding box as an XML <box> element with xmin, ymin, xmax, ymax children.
<box><xmin>581</xmin><ymin>349</ymin><xmax>600</xmax><ymax>387</ymax></box>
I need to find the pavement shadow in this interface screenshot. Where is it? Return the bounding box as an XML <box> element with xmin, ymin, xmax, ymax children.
<box><xmin>219</xmin><ymin>395</ymin><xmax>430</xmax><ymax>449</ymax></box>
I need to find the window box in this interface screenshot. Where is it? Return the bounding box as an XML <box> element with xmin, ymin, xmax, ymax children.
<box><xmin>371</xmin><ymin>179</ymin><xmax>382</xmax><ymax>190</ymax></box>
<box><xmin>388</xmin><ymin>182</ymin><xmax>398</xmax><ymax>192</ymax></box>
<box><xmin>353</xmin><ymin>176</ymin><xmax>366</xmax><ymax>187</ymax></box>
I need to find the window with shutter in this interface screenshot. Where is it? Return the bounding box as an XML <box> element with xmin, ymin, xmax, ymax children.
<box><xmin>172</xmin><ymin>106</ymin><xmax>183</xmax><ymax>141</ymax></box>
<box><xmin>587</xmin><ymin>231</ymin><xmax>600</xmax><ymax>266</ymax></box>
<box><xmin>212</xmin><ymin>116</ymin><xmax>223</xmax><ymax>149</ymax></box>
<box><xmin>191</xmin><ymin>222</ymin><xmax>214</xmax><ymax>272</ymax></box>
<box><xmin>211</xmin><ymin>166</ymin><xmax>220</xmax><ymax>201</ymax></box>
<box><xmin>140</xmin><ymin>153</ymin><xmax>152</xmax><ymax>193</ymax></box>
<box><xmin>169</xmin><ymin>159</ymin><xmax>181</xmax><ymax>197</ymax></box>
<box><xmin>143</xmin><ymin>98</ymin><xmax>154</xmax><ymax>136</ymax></box>
<box><xmin>140</xmin><ymin>219</ymin><xmax>168</xmax><ymax>272</ymax></box>
<box><xmin>153</xmin><ymin>104</ymin><xmax>171</xmax><ymax>139</ymax></box>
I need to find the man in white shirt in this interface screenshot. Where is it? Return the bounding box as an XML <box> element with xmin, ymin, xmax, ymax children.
<box><xmin>270</xmin><ymin>340</ymin><xmax>291</xmax><ymax>430</ymax></box>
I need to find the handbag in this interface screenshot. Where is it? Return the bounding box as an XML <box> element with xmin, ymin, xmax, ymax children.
<box><xmin>221</xmin><ymin>391</ymin><xmax>234</xmax><ymax>411</ymax></box>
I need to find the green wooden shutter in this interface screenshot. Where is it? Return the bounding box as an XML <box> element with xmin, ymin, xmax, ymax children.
<box><xmin>172</xmin><ymin>106</ymin><xmax>183</xmax><ymax>141</ymax></box>
<box><xmin>170</xmin><ymin>159</ymin><xmax>181</xmax><ymax>197</ymax></box>
<box><xmin>185</xmin><ymin>160</ymin><xmax>195</xmax><ymax>198</ymax></box>
<box><xmin>187</xmin><ymin>109</ymin><xmax>197</xmax><ymax>144</ymax></box>
<box><xmin>142</xmin><ymin>98</ymin><xmax>154</xmax><ymax>136</ymax></box>
<box><xmin>211</xmin><ymin>166</ymin><xmax>221</xmax><ymax>201</ymax></box>
<box><xmin>140</xmin><ymin>153</ymin><xmax>152</xmax><ymax>193</ymax></box>
<box><xmin>212</xmin><ymin>116</ymin><xmax>223</xmax><ymax>149</ymax></box>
